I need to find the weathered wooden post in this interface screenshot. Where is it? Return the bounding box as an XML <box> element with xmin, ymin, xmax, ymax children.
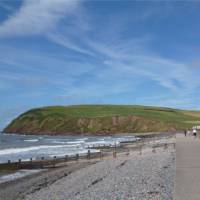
<box><xmin>164</xmin><ymin>143</ymin><xmax>168</xmax><ymax>150</ymax></box>
<box><xmin>113</xmin><ymin>150</ymin><xmax>116</xmax><ymax>158</ymax></box>
<box><xmin>138</xmin><ymin>145</ymin><xmax>142</xmax><ymax>155</ymax></box>
<box><xmin>76</xmin><ymin>154</ymin><xmax>79</xmax><ymax>161</ymax></box>
<box><xmin>65</xmin><ymin>155</ymin><xmax>68</xmax><ymax>162</ymax></box>
<box><xmin>87</xmin><ymin>150</ymin><xmax>91</xmax><ymax>160</ymax></box>
<box><xmin>30</xmin><ymin>158</ymin><xmax>33</xmax><ymax>168</ymax></box>
<box><xmin>113</xmin><ymin>143</ymin><xmax>117</xmax><ymax>158</ymax></box>
<box><xmin>126</xmin><ymin>148</ymin><xmax>130</xmax><ymax>156</ymax></box>
<box><xmin>18</xmin><ymin>159</ymin><xmax>21</xmax><ymax>169</ymax></box>
<box><xmin>40</xmin><ymin>157</ymin><xmax>44</xmax><ymax>168</ymax></box>
<box><xmin>100</xmin><ymin>150</ymin><xmax>103</xmax><ymax>159</ymax></box>
<box><xmin>53</xmin><ymin>156</ymin><xmax>56</xmax><ymax>168</ymax></box>
<box><xmin>114</xmin><ymin>143</ymin><xmax>117</xmax><ymax>158</ymax></box>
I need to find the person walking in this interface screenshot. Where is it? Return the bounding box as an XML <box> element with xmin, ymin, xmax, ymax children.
<box><xmin>184</xmin><ymin>130</ymin><xmax>187</xmax><ymax>137</ymax></box>
<box><xmin>193</xmin><ymin>129</ymin><xmax>197</xmax><ymax>137</ymax></box>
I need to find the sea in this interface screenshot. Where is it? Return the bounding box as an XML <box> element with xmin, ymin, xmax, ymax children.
<box><xmin>0</xmin><ymin>133</ymin><xmax>139</xmax><ymax>183</ymax></box>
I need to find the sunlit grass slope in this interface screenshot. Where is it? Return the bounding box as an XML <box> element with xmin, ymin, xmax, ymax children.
<box><xmin>4</xmin><ymin>105</ymin><xmax>200</xmax><ymax>135</ymax></box>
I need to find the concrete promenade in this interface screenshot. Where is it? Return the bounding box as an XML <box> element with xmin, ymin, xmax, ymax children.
<box><xmin>175</xmin><ymin>134</ymin><xmax>200</xmax><ymax>200</ymax></box>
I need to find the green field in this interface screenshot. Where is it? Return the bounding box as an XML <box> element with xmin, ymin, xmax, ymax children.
<box><xmin>4</xmin><ymin>105</ymin><xmax>200</xmax><ymax>135</ymax></box>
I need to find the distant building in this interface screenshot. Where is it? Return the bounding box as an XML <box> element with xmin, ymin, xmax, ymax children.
<box><xmin>192</xmin><ymin>125</ymin><xmax>200</xmax><ymax>130</ymax></box>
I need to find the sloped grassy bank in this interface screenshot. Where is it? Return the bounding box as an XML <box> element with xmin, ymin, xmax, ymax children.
<box><xmin>4</xmin><ymin>105</ymin><xmax>200</xmax><ymax>135</ymax></box>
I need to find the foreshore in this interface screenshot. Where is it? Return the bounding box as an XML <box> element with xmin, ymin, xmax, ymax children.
<box><xmin>0</xmin><ymin>134</ymin><xmax>175</xmax><ymax>200</ymax></box>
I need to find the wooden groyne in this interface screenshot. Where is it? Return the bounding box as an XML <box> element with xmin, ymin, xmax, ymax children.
<box><xmin>0</xmin><ymin>136</ymin><xmax>175</xmax><ymax>171</ymax></box>
<box><xmin>0</xmin><ymin>150</ymin><xmax>101</xmax><ymax>170</ymax></box>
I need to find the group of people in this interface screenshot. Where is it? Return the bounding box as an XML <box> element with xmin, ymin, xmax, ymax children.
<box><xmin>184</xmin><ymin>129</ymin><xmax>197</xmax><ymax>137</ymax></box>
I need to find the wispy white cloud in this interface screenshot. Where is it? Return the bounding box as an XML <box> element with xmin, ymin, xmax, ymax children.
<box><xmin>1</xmin><ymin>0</ymin><xmax>200</xmax><ymax>113</ymax></box>
<box><xmin>1</xmin><ymin>0</ymin><xmax>197</xmax><ymax>97</ymax></box>
<box><xmin>48</xmin><ymin>32</ymin><xmax>95</xmax><ymax>56</ymax></box>
<box><xmin>0</xmin><ymin>0</ymin><xmax>80</xmax><ymax>37</ymax></box>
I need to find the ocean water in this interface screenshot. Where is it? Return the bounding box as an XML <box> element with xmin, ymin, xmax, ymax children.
<box><xmin>0</xmin><ymin>133</ymin><xmax>139</xmax><ymax>164</ymax></box>
<box><xmin>0</xmin><ymin>169</ymin><xmax>43</xmax><ymax>184</ymax></box>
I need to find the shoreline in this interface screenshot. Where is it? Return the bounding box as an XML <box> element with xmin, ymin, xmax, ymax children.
<box><xmin>0</xmin><ymin>132</ymin><xmax>174</xmax><ymax>170</ymax></box>
<box><xmin>1</xmin><ymin>131</ymin><xmax>176</xmax><ymax>137</ymax></box>
<box><xmin>0</xmin><ymin>132</ymin><xmax>174</xmax><ymax>171</ymax></box>
<box><xmin>0</xmin><ymin>135</ymin><xmax>175</xmax><ymax>200</ymax></box>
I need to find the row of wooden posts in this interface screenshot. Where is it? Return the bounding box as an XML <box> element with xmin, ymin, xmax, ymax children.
<box><xmin>2</xmin><ymin>142</ymin><xmax>176</xmax><ymax>170</ymax></box>
<box><xmin>3</xmin><ymin>143</ymin><xmax>175</xmax><ymax>164</ymax></box>
<box><xmin>6</xmin><ymin>149</ymin><xmax>102</xmax><ymax>164</ymax></box>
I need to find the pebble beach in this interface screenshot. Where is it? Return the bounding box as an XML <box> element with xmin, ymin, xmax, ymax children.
<box><xmin>0</xmin><ymin>136</ymin><xmax>175</xmax><ymax>200</ymax></box>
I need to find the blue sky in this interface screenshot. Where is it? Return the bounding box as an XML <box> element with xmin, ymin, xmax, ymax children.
<box><xmin>1</xmin><ymin>0</ymin><xmax>200</xmax><ymax>130</ymax></box>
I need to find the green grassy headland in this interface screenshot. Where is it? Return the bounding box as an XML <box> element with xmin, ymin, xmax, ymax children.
<box><xmin>4</xmin><ymin>105</ymin><xmax>200</xmax><ymax>135</ymax></box>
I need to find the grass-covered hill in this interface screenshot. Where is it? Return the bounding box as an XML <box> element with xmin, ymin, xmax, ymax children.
<box><xmin>3</xmin><ymin>105</ymin><xmax>200</xmax><ymax>135</ymax></box>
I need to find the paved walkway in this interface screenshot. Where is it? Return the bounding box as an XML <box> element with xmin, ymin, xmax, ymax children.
<box><xmin>175</xmin><ymin>134</ymin><xmax>200</xmax><ymax>200</ymax></box>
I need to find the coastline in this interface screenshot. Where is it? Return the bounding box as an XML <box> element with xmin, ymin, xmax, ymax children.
<box><xmin>1</xmin><ymin>131</ymin><xmax>175</xmax><ymax>138</ymax></box>
<box><xmin>0</xmin><ymin>134</ymin><xmax>175</xmax><ymax>200</ymax></box>
<box><xmin>0</xmin><ymin>132</ymin><xmax>174</xmax><ymax>170</ymax></box>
